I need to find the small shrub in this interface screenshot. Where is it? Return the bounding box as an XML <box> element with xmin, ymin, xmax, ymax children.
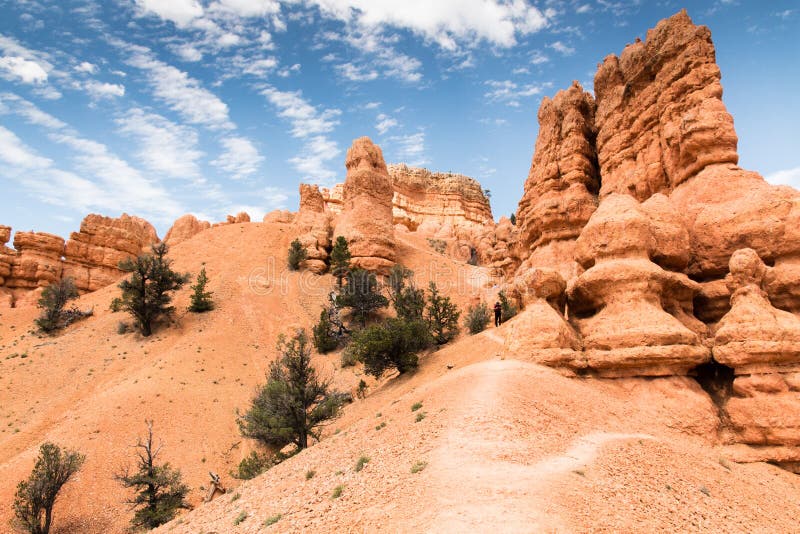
<box><xmin>331</xmin><ymin>485</ymin><xmax>344</xmax><ymax>499</ymax></box>
<box><xmin>264</xmin><ymin>514</ymin><xmax>282</xmax><ymax>527</ymax></box>
<box><xmin>415</xmin><ymin>412</ymin><xmax>426</xmax><ymax>423</ymax></box>
<box><xmin>35</xmin><ymin>278</ymin><xmax>80</xmax><ymax>333</ymax></box>
<box><xmin>700</xmin><ymin>486</ymin><xmax>711</xmax><ymax>497</ymax></box>
<box><xmin>411</xmin><ymin>402</ymin><xmax>422</xmax><ymax>412</ymax></box>
<box><xmin>509</xmin><ymin>213</ymin><xmax>517</xmax><ymax>225</ymax></box>
<box><xmin>287</xmin><ymin>239</ymin><xmax>307</xmax><ymax>271</ymax></box>
<box><xmin>233</xmin><ymin>510</ymin><xmax>247</xmax><ymax>526</ymax></box>
<box><xmin>340</xmin><ymin>350</ymin><xmax>358</xmax><ymax>368</ymax></box>
<box><xmin>498</xmin><ymin>290</ymin><xmax>517</xmax><ymax>323</ymax></box>
<box><xmin>426</xmin><ymin>238</ymin><xmax>446</xmax><ymax>254</ymax></box>
<box><xmin>117</xmin><ymin>321</ymin><xmax>129</xmax><ymax>335</ymax></box>
<box><xmin>230</xmin><ymin>492</ymin><xmax>241</xmax><ymax>502</ymax></box>
<box><xmin>233</xmin><ymin>451</ymin><xmax>273</xmax><ymax>480</ymax></box>
<box><xmin>110</xmin><ymin>297</ymin><xmax>123</xmax><ymax>312</ymax></box>
<box><xmin>305</xmin><ymin>470</ymin><xmax>316</xmax><ymax>480</ymax></box>
<box><xmin>347</xmin><ymin>318</ymin><xmax>431</xmax><ymax>378</ymax></box>
<box><xmin>312</xmin><ymin>308</ymin><xmax>339</xmax><ymax>354</ymax></box>
<box><xmin>354</xmin><ymin>455</ymin><xmax>370</xmax><ymax>472</ymax></box>
<box><xmin>188</xmin><ymin>266</ymin><xmax>214</xmax><ymax>312</ymax></box>
<box><xmin>464</xmin><ymin>302</ymin><xmax>491</xmax><ymax>334</ymax></box>
<box><xmin>410</xmin><ymin>461</ymin><xmax>427</xmax><ymax>474</ymax></box>
<box><xmin>375</xmin><ymin>421</ymin><xmax>386</xmax><ymax>431</ymax></box>
<box><xmin>425</xmin><ymin>282</ymin><xmax>460</xmax><ymax>344</ymax></box>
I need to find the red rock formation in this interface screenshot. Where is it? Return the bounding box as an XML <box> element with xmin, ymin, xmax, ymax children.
<box><xmin>0</xmin><ymin>225</ymin><xmax>12</xmax><ymax>285</ymax></box>
<box><xmin>164</xmin><ymin>214</ymin><xmax>211</xmax><ymax>246</ymax></box>
<box><xmin>263</xmin><ymin>210</ymin><xmax>294</xmax><ymax>224</ymax></box>
<box><xmin>62</xmin><ymin>213</ymin><xmax>159</xmax><ymax>292</ymax></box>
<box><xmin>567</xmin><ymin>194</ymin><xmax>708</xmax><ymax>377</ymax></box>
<box><xmin>295</xmin><ymin>184</ymin><xmax>332</xmax><ymax>274</ymax></box>
<box><xmin>713</xmin><ymin>249</ymin><xmax>800</xmax><ymax>457</ymax></box>
<box><xmin>594</xmin><ymin>9</ymin><xmax>738</xmax><ymax>199</ymax></box>
<box><xmin>516</xmin><ymin>81</ymin><xmax>599</xmax><ymax>280</ymax></box>
<box><xmin>4</xmin><ymin>231</ymin><xmax>65</xmax><ymax>289</ymax></box>
<box><xmin>333</xmin><ymin>137</ymin><xmax>396</xmax><ymax>274</ymax></box>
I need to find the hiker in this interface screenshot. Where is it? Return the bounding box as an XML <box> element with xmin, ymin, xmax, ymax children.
<box><xmin>494</xmin><ymin>301</ymin><xmax>502</xmax><ymax>327</ymax></box>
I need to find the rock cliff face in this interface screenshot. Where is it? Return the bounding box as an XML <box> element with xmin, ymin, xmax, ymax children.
<box><xmin>508</xmin><ymin>9</ymin><xmax>800</xmax><ymax>465</ymax></box>
<box><xmin>0</xmin><ymin>214</ymin><xmax>159</xmax><ymax>303</ymax></box>
<box><xmin>333</xmin><ymin>137</ymin><xmax>396</xmax><ymax>274</ymax></box>
<box><xmin>516</xmin><ymin>82</ymin><xmax>599</xmax><ymax>280</ymax></box>
<box><xmin>295</xmin><ymin>184</ymin><xmax>333</xmax><ymax>274</ymax></box>
<box><xmin>164</xmin><ymin>214</ymin><xmax>211</xmax><ymax>246</ymax></box>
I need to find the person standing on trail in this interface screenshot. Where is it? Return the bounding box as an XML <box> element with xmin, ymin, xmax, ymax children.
<box><xmin>494</xmin><ymin>301</ymin><xmax>502</xmax><ymax>327</ymax></box>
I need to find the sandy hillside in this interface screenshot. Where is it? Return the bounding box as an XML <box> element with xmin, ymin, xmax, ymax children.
<box><xmin>0</xmin><ymin>221</ymin><xmax>487</xmax><ymax>533</ymax></box>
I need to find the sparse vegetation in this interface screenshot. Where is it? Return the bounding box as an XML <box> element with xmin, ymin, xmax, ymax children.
<box><xmin>329</xmin><ymin>236</ymin><xmax>351</xmax><ymax>288</ymax></box>
<box><xmin>232</xmin><ymin>451</ymin><xmax>274</xmax><ymax>480</ymax></box>
<box><xmin>12</xmin><ymin>442</ymin><xmax>85</xmax><ymax>534</ymax></box>
<box><xmin>117</xmin><ymin>321</ymin><xmax>129</xmax><ymax>335</ymax></box>
<box><xmin>188</xmin><ymin>266</ymin><xmax>214</xmax><ymax>312</ymax></box>
<box><xmin>305</xmin><ymin>470</ymin><xmax>316</xmax><ymax>480</ymax></box>
<box><xmin>411</xmin><ymin>402</ymin><xmax>422</xmax><ymax>411</ymax></box>
<box><xmin>375</xmin><ymin>421</ymin><xmax>386</xmax><ymax>431</ymax></box>
<box><xmin>230</xmin><ymin>492</ymin><xmax>241</xmax><ymax>502</ymax></box>
<box><xmin>116</xmin><ymin>420</ymin><xmax>191</xmax><ymax>530</ymax></box>
<box><xmin>425</xmin><ymin>282</ymin><xmax>460</xmax><ymax>344</ymax></box>
<box><xmin>346</xmin><ymin>318</ymin><xmax>431</xmax><ymax>378</ymax></box>
<box><xmin>354</xmin><ymin>455</ymin><xmax>370</xmax><ymax>472</ymax></box>
<box><xmin>237</xmin><ymin>329</ymin><xmax>347</xmax><ymax>451</ymax></box>
<box><xmin>35</xmin><ymin>278</ymin><xmax>88</xmax><ymax>333</ymax></box>
<box><xmin>464</xmin><ymin>302</ymin><xmax>491</xmax><ymax>334</ymax></box>
<box><xmin>331</xmin><ymin>485</ymin><xmax>344</xmax><ymax>499</ymax></box>
<box><xmin>415</xmin><ymin>412</ymin><xmax>427</xmax><ymax>423</ymax></box>
<box><xmin>336</xmin><ymin>269</ymin><xmax>388</xmax><ymax>327</ymax></box>
<box><xmin>264</xmin><ymin>514</ymin><xmax>282</xmax><ymax>527</ymax></box>
<box><xmin>287</xmin><ymin>239</ymin><xmax>307</xmax><ymax>271</ymax></box>
<box><xmin>426</xmin><ymin>238</ymin><xmax>446</xmax><ymax>254</ymax></box>
<box><xmin>498</xmin><ymin>290</ymin><xmax>517</xmax><ymax>323</ymax></box>
<box><xmin>509</xmin><ymin>213</ymin><xmax>517</xmax><ymax>225</ymax></box>
<box><xmin>312</xmin><ymin>308</ymin><xmax>339</xmax><ymax>354</ymax></box>
<box><xmin>233</xmin><ymin>510</ymin><xmax>248</xmax><ymax>526</ymax></box>
<box><xmin>387</xmin><ymin>264</ymin><xmax>424</xmax><ymax>321</ymax></box>
<box><xmin>410</xmin><ymin>461</ymin><xmax>428</xmax><ymax>474</ymax></box>
<box><xmin>118</xmin><ymin>243</ymin><xmax>189</xmax><ymax>337</ymax></box>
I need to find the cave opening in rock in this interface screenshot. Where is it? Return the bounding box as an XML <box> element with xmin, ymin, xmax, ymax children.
<box><xmin>691</xmin><ymin>360</ymin><xmax>735</xmax><ymax>408</ymax></box>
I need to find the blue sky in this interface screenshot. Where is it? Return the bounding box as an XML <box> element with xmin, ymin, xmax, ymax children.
<box><xmin>0</xmin><ymin>0</ymin><xmax>798</xmax><ymax>240</ymax></box>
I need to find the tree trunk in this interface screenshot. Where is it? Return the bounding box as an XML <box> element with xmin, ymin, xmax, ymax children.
<box><xmin>43</xmin><ymin>506</ymin><xmax>53</xmax><ymax>534</ymax></box>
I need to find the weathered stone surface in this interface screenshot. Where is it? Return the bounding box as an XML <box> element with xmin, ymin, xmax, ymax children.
<box><xmin>516</xmin><ymin>81</ymin><xmax>598</xmax><ymax>276</ymax></box>
<box><xmin>63</xmin><ymin>214</ymin><xmax>159</xmax><ymax>292</ymax></box>
<box><xmin>6</xmin><ymin>231</ymin><xmax>65</xmax><ymax>289</ymax></box>
<box><xmin>0</xmin><ymin>226</ymin><xmax>11</xmax><ymax>285</ymax></box>
<box><xmin>263</xmin><ymin>210</ymin><xmax>294</xmax><ymax>224</ymax></box>
<box><xmin>568</xmin><ymin>194</ymin><xmax>708</xmax><ymax>377</ymax></box>
<box><xmin>296</xmin><ymin>184</ymin><xmax>333</xmax><ymax>274</ymax></box>
<box><xmin>164</xmin><ymin>214</ymin><xmax>211</xmax><ymax>246</ymax></box>
<box><xmin>333</xmin><ymin>137</ymin><xmax>396</xmax><ymax>274</ymax></box>
<box><xmin>594</xmin><ymin>10</ymin><xmax>738</xmax><ymax>199</ymax></box>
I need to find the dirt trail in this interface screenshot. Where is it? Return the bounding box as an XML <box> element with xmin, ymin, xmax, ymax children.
<box><xmin>424</xmin><ymin>360</ymin><xmax>655</xmax><ymax>532</ymax></box>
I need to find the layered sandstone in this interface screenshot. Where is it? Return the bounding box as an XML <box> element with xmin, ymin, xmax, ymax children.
<box><xmin>5</xmin><ymin>231</ymin><xmax>65</xmax><ymax>289</ymax></box>
<box><xmin>333</xmin><ymin>137</ymin><xmax>396</xmax><ymax>273</ymax></box>
<box><xmin>567</xmin><ymin>194</ymin><xmax>708</xmax><ymax>377</ymax></box>
<box><xmin>516</xmin><ymin>81</ymin><xmax>599</xmax><ymax>280</ymax></box>
<box><xmin>713</xmin><ymin>249</ymin><xmax>800</xmax><ymax>455</ymax></box>
<box><xmin>594</xmin><ymin>9</ymin><xmax>738</xmax><ymax>199</ymax></box>
<box><xmin>0</xmin><ymin>226</ymin><xmax>12</xmax><ymax>285</ymax></box>
<box><xmin>63</xmin><ymin>214</ymin><xmax>159</xmax><ymax>292</ymax></box>
<box><xmin>295</xmin><ymin>184</ymin><xmax>333</xmax><ymax>274</ymax></box>
<box><xmin>164</xmin><ymin>214</ymin><xmax>211</xmax><ymax>246</ymax></box>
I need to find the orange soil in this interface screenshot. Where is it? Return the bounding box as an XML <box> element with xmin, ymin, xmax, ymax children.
<box><xmin>2</xmin><ymin>222</ymin><xmax>799</xmax><ymax>533</ymax></box>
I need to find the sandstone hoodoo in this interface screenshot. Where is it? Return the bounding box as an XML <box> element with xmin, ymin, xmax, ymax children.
<box><xmin>164</xmin><ymin>214</ymin><xmax>211</xmax><ymax>246</ymax></box>
<box><xmin>295</xmin><ymin>183</ymin><xmax>333</xmax><ymax>274</ymax></box>
<box><xmin>333</xmin><ymin>137</ymin><xmax>396</xmax><ymax>274</ymax></box>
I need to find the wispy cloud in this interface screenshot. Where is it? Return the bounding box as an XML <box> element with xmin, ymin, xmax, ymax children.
<box><xmin>484</xmin><ymin>79</ymin><xmax>546</xmax><ymax>107</ymax></box>
<box><xmin>375</xmin><ymin>113</ymin><xmax>398</xmax><ymax>135</ymax></box>
<box><xmin>549</xmin><ymin>40</ymin><xmax>575</xmax><ymax>56</ymax></box>
<box><xmin>212</xmin><ymin>136</ymin><xmax>265</xmax><ymax>179</ymax></box>
<box><xmin>766</xmin><ymin>166</ymin><xmax>800</xmax><ymax>189</ymax></box>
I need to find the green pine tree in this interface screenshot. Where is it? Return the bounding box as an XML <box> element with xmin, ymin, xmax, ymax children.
<box><xmin>329</xmin><ymin>236</ymin><xmax>351</xmax><ymax>288</ymax></box>
<box><xmin>425</xmin><ymin>281</ymin><xmax>461</xmax><ymax>344</ymax></box>
<box><xmin>287</xmin><ymin>239</ymin><xmax>308</xmax><ymax>271</ymax></box>
<box><xmin>188</xmin><ymin>266</ymin><xmax>214</xmax><ymax>313</ymax></box>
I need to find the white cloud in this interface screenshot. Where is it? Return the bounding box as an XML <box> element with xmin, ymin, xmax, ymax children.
<box><xmin>82</xmin><ymin>80</ymin><xmax>125</xmax><ymax>99</ymax></box>
<box><xmin>261</xmin><ymin>85</ymin><xmax>341</xmax><ymax>138</ymax></box>
<box><xmin>173</xmin><ymin>44</ymin><xmax>203</xmax><ymax>62</ymax></box>
<box><xmin>766</xmin><ymin>166</ymin><xmax>800</xmax><ymax>189</ymax></box>
<box><xmin>128</xmin><ymin>46</ymin><xmax>234</xmax><ymax>130</ymax></box>
<box><xmin>576</xmin><ymin>4</ymin><xmax>592</xmax><ymax>14</ymax></box>
<box><xmin>212</xmin><ymin>136</ymin><xmax>264</xmax><ymax>179</ymax></box>
<box><xmin>549</xmin><ymin>40</ymin><xmax>576</xmax><ymax>56</ymax></box>
<box><xmin>0</xmin><ymin>92</ymin><xmax>67</xmax><ymax>129</ymax></box>
<box><xmin>0</xmin><ymin>125</ymin><xmax>51</xmax><ymax>169</ymax></box>
<box><xmin>135</xmin><ymin>0</ymin><xmax>204</xmax><ymax>27</ymax></box>
<box><xmin>75</xmin><ymin>61</ymin><xmax>98</xmax><ymax>74</ymax></box>
<box><xmin>241</xmin><ymin>56</ymin><xmax>279</xmax><ymax>77</ymax></box>
<box><xmin>335</xmin><ymin>62</ymin><xmax>378</xmax><ymax>81</ymax></box>
<box><xmin>375</xmin><ymin>113</ymin><xmax>398</xmax><ymax>135</ymax></box>
<box><xmin>116</xmin><ymin>108</ymin><xmax>204</xmax><ymax>179</ymax></box>
<box><xmin>210</xmin><ymin>0</ymin><xmax>280</xmax><ymax>18</ymax></box>
<box><xmin>288</xmin><ymin>135</ymin><xmax>341</xmax><ymax>182</ymax></box>
<box><xmin>0</xmin><ymin>56</ymin><xmax>48</xmax><ymax>84</ymax></box>
<box><xmin>364</xmin><ymin>101</ymin><xmax>380</xmax><ymax>109</ymax></box>
<box><xmin>388</xmin><ymin>131</ymin><xmax>427</xmax><ymax>166</ymax></box>
<box><xmin>484</xmin><ymin>79</ymin><xmax>544</xmax><ymax>106</ymax></box>
<box><xmin>530</xmin><ymin>50</ymin><xmax>549</xmax><ymax>65</ymax></box>
<box><xmin>303</xmin><ymin>0</ymin><xmax>551</xmax><ymax>50</ymax></box>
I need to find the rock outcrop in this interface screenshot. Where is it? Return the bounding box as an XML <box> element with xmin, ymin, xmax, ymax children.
<box><xmin>333</xmin><ymin>137</ymin><xmax>396</xmax><ymax>274</ymax></box>
<box><xmin>164</xmin><ymin>214</ymin><xmax>211</xmax><ymax>246</ymax></box>
<box><xmin>567</xmin><ymin>194</ymin><xmax>708</xmax><ymax>377</ymax></box>
<box><xmin>516</xmin><ymin>82</ymin><xmax>599</xmax><ymax>280</ymax></box>
<box><xmin>5</xmin><ymin>231</ymin><xmax>65</xmax><ymax>289</ymax></box>
<box><xmin>295</xmin><ymin>184</ymin><xmax>333</xmax><ymax>274</ymax></box>
<box><xmin>713</xmin><ymin>249</ymin><xmax>800</xmax><ymax>457</ymax></box>
<box><xmin>63</xmin><ymin>214</ymin><xmax>159</xmax><ymax>292</ymax></box>
<box><xmin>0</xmin><ymin>226</ymin><xmax>12</xmax><ymax>285</ymax></box>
